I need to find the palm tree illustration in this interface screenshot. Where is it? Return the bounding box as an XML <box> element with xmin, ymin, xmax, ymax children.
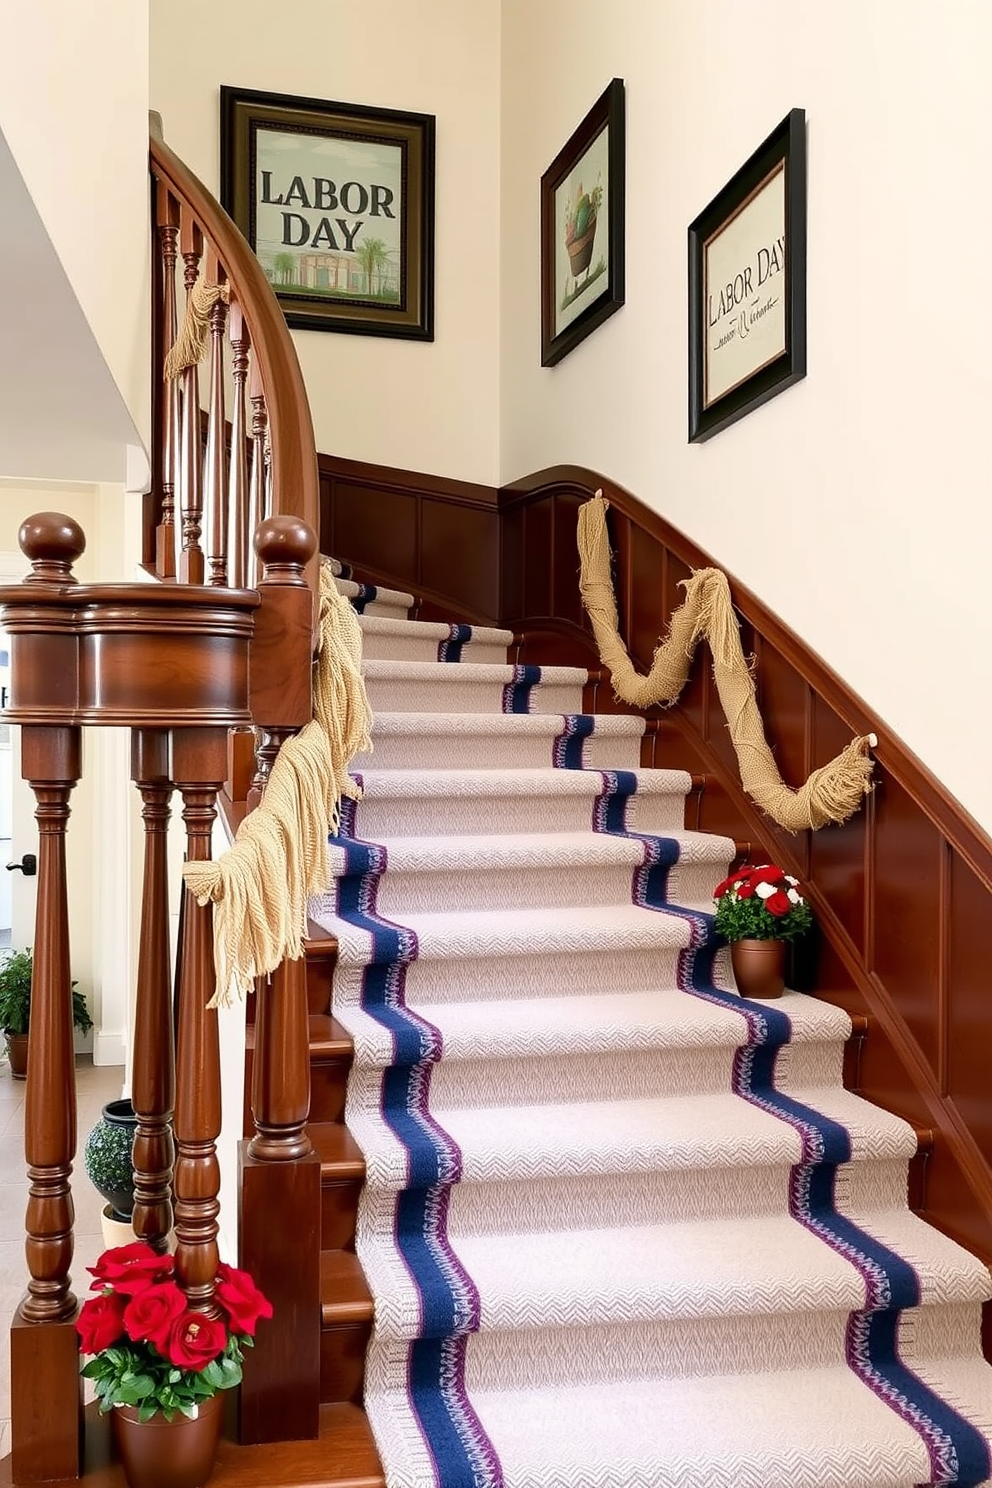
<box><xmin>274</xmin><ymin>251</ymin><xmax>296</xmax><ymax>286</ymax></box>
<box><xmin>356</xmin><ymin>237</ymin><xmax>389</xmax><ymax>296</ymax></box>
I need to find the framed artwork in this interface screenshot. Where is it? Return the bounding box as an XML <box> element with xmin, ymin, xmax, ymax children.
<box><xmin>688</xmin><ymin>107</ymin><xmax>806</xmax><ymax>442</ymax></box>
<box><xmin>540</xmin><ymin>79</ymin><xmax>625</xmax><ymax>367</ymax></box>
<box><xmin>220</xmin><ymin>85</ymin><xmax>435</xmax><ymax>340</ymax></box>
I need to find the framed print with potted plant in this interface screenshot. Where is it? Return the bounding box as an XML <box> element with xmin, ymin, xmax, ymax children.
<box><xmin>221</xmin><ymin>85</ymin><xmax>435</xmax><ymax>340</ymax></box>
<box><xmin>688</xmin><ymin>107</ymin><xmax>806</xmax><ymax>442</ymax></box>
<box><xmin>540</xmin><ymin>79</ymin><xmax>625</xmax><ymax>367</ymax></box>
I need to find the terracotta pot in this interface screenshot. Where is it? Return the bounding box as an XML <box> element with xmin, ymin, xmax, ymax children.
<box><xmin>112</xmin><ymin>1391</ymin><xmax>224</xmax><ymax>1488</ymax></box>
<box><xmin>566</xmin><ymin>217</ymin><xmax>597</xmax><ymax>276</ymax></box>
<box><xmin>5</xmin><ymin>1031</ymin><xmax>28</xmax><ymax>1079</ymax></box>
<box><xmin>731</xmin><ymin>938</ymin><xmax>786</xmax><ymax>1000</ymax></box>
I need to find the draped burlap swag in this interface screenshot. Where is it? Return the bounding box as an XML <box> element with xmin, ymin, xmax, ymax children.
<box><xmin>183</xmin><ymin>563</ymin><xmax>373</xmax><ymax>1006</ymax></box>
<box><xmin>576</xmin><ymin>493</ymin><xmax>874</xmax><ymax>833</ymax></box>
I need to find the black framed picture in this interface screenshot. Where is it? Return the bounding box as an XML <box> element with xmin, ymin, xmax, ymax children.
<box><xmin>540</xmin><ymin>79</ymin><xmax>625</xmax><ymax>367</ymax></box>
<box><xmin>688</xmin><ymin>108</ymin><xmax>806</xmax><ymax>442</ymax></box>
<box><xmin>220</xmin><ymin>85</ymin><xmax>435</xmax><ymax>340</ymax></box>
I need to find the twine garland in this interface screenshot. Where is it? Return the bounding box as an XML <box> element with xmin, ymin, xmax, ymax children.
<box><xmin>182</xmin><ymin>562</ymin><xmax>373</xmax><ymax>1006</ymax></box>
<box><xmin>576</xmin><ymin>493</ymin><xmax>874</xmax><ymax>832</ymax></box>
<box><xmin>163</xmin><ymin>280</ymin><xmax>231</xmax><ymax>381</ymax></box>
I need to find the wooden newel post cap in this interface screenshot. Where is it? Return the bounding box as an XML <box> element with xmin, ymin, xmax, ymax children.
<box><xmin>19</xmin><ymin>512</ymin><xmax>85</xmax><ymax>584</ymax></box>
<box><xmin>253</xmin><ymin>516</ymin><xmax>316</xmax><ymax>585</ymax></box>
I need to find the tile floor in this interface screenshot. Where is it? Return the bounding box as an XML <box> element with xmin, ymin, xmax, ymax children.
<box><xmin>0</xmin><ymin>1052</ymin><xmax>125</xmax><ymax>1460</ymax></box>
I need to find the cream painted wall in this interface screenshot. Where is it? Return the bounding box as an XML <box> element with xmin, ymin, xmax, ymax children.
<box><xmin>150</xmin><ymin>0</ymin><xmax>501</xmax><ymax>484</ymax></box>
<box><xmin>0</xmin><ymin>0</ymin><xmax>151</xmax><ymax>454</ymax></box>
<box><xmin>500</xmin><ymin>0</ymin><xmax>992</xmax><ymax>836</ymax></box>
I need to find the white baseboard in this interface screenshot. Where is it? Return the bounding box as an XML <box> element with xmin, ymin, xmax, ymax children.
<box><xmin>92</xmin><ymin>1030</ymin><xmax>127</xmax><ymax>1068</ymax></box>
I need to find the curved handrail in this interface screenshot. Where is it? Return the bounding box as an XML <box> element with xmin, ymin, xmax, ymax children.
<box><xmin>149</xmin><ymin>132</ymin><xmax>319</xmax><ymax>540</ymax></box>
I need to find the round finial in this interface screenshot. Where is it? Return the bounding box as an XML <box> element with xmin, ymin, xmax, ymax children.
<box><xmin>19</xmin><ymin>512</ymin><xmax>85</xmax><ymax>584</ymax></box>
<box><xmin>253</xmin><ymin>516</ymin><xmax>317</xmax><ymax>584</ymax></box>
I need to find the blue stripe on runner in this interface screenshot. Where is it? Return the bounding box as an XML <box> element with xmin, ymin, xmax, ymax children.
<box><xmin>553</xmin><ymin>714</ymin><xmax>595</xmax><ymax>768</ymax></box>
<box><xmin>438</xmin><ymin>623</ymin><xmax>473</xmax><ymax>662</ymax></box>
<box><xmin>408</xmin><ymin>1338</ymin><xmax>504</xmax><ymax>1488</ymax></box>
<box><xmin>349</xmin><ymin>583</ymin><xmax>377</xmax><ymax>613</ymax></box>
<box><xmin>502</xmin><ymin>664</ymin><xmax>542</xmax><ymax>713</ymax></box>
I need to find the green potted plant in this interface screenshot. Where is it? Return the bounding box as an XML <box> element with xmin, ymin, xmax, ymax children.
<box><xmin>713</xmin><ymin>863</ymin><xmax>813</xmax><ymax>1000</ymax></box>
<box><xmin>0</xmin><ymin>947</ymin><xmax>92</xmax><ymax>1079</ymax></box>
<box><xmin>84</xmin><ymin>1098</ymin><xmax>140</xmax><ymax>1246</ymax></box>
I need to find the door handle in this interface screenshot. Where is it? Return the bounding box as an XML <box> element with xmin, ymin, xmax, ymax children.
<box><xmin>6</xmin><ymin>853</ymin><xmax>36</xmax><ymax>876</ymax></box>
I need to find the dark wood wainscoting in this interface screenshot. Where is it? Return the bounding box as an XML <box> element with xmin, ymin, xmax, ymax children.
<box><xmin>320</xmin><ymin>454</ymin><xmax>992</xmax><ymax>1262</ymax></box>
<box><xmin>318</xmin><ymin>454</ymin><xmax>500</xmax><ymax>625</ymax></box>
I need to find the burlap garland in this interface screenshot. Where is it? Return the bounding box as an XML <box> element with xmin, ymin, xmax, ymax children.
<box><xmin>182</xmin><ymin>562</ymin><xmax>373</xmax><ymax>1006</ymax></box>
<box><xmin>576</xmin><ymin>493</ymin><xmax>874</xmax><ymax>832</ymax></box>
<box><xmin>163</xmin><ymin>280</ymin><xmax>231</xmax><ymax>381</ymax></box>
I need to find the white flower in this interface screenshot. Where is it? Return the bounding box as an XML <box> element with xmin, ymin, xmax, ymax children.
<box><xmin>787</xmin><ymin>887</ymin><xmax>800</xmax><ymax>904</ymax></box>
<box><xmin>785</xmin><ymin>875</ymin><xmax>799</xmax><ymax>886</ymax></box>
<box><xmin>755</xmin><ymin>882</ymin><xmax>775</xmax><ymax>900</ymax></box>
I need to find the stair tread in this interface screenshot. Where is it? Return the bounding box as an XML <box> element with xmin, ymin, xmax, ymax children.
<box><xmin>327</xmin><ymin>829</ymin><xmax>731</xmax><ymax>874</ymax></box>
<box><xmin>362</xmin><ymin>658</ymin><xmax>587</xmax><ymax>683</ymax></box>
<box><xmin>348</xmin><ymin>1083</ymin><xmax>918</xmax><ymax>1191</ymax></box>
<box><xmin>360</xmin><ymin>1208</ymin><xmax>991</xmax><ymax>1342</ymax></box>
<box><xmin>309</xmin><ymin>1121</ymin><xmax>366</xmax><ymax>1178</ymax></box>
<box><xmin>358</xmin><ymin>614</ymin><xmax>513</xmax><ymax>644</ymax></box>
<box><xmin>333</xmin><ymin>987</ymin><xmax>852</xmax><ymax>1067</ymax></box>
<box><xmin>321</xmin><ymin>1249</ymin><xmax>373</xmax><ymax>1325</ymax></box>
<box><xmin>364</xmin><ymin>710</ymin><xmax>645</xmax><ymax>736</ymax></box>
<box><xmin>0</xmin><ymin>1401</ymin><xmax>383</xmax><ymax>1488</ymax></box>
<box><xmin>347</xmin><ymin>765</ymin><xmax>691</xmax><ymax>797</ymax></box>
<box><xmin>309</xmin><ymin>1013</ymin><xmax>352</xmax><ymax>1057</ymax></box>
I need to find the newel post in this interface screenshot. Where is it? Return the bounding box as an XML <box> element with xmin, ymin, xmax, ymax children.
<box><xmin>9</xmin><ymin>515</ymin><xmax>85</xmax><ymax>1483</ymax></box>
<box><xmin>239</xmin><ymin>516</ymin><xmax>321</xmax><ymax>1445</ymax></box>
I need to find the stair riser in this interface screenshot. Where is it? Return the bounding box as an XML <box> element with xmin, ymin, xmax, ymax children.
<box><xmin>348</xmin><ymin>1040</ymin><xmax>844</xmax><ymax>1112</ymax></box>
<box><xmin>345</xmin><ymin>791</ymin><xmax>689</xmax><ymax>840</ymax></box>
<box><xmin>333</xmin><ymin>946</ymin><xmax>697</xmax><ymax>1007</ymax></box>
<box><xmin>364</xmin><ymin>860</ymin><xmax>726</xmax><ymax>917</ymax></box>
<box><xmin>360</xmin><ymin>1156</ymin><xmax>913</xmax><ymax>1234</ymax></box>
<box><xmin>363</xmin><ymin>676</ymin><xmax>584</xmax><ymax>716</ymax></box>
<box><xmin>353</xmin><ymin>733</ymin><xmax>643</xmax><ymax>772</ymax></box>
<box><xmin>322</xmin><ymin>1179</ymin><xmax>363</xmax><ymax>1249</ymax></box>
<box><xmin>361</xmin><ymin>633</ymin><xmax>509</xmax><ymax>664</ymax></box>
<box><xmin>321</xmin><ymin>1321</ymin><xmax>371</xmax><ymax>1404</ymax></box>
<box><xmin>310</xmin><ymin>1057</ymin><xmax>351</xmax><ymax>1123</ymax></box>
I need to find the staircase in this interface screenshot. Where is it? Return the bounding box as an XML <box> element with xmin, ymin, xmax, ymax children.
<box><xmin>300</xmin><ymin>572</ymin><xmax>992</xmax><ymax>1488</ymax></box>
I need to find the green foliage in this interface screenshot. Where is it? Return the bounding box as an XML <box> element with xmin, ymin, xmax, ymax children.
<box><xmin>0</xmin><ymin>948</ymin><xmax>91</xmax><ymax>1036</ymax></box>
<box><xmin>82</xmin><ymin>1335</ymin><xmax>248</xmax><ymax>1423</ymax></box>
<box><xmin>84</xmin><ymin>1111</ymin><xmax>135</xmax><ymax>1198</ymax></box>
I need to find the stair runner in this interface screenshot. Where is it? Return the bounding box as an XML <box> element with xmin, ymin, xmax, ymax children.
<box><xmin>309</xmin><ymin>573</ymin><xmax>992</xmax><ymax>1488</ymax></box>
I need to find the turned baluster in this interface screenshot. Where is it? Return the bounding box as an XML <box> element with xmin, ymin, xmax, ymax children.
<box><xmin>171</xmin><ymin>726</ymin><xmax>228</xmax><ymax>1313</ymax></box>
<box><xmin>129</xmin><ymin>729</ymin><xmax>175</xmax><ymax>1253</ymax></box>
<box><xmin>155</xmin><ymin>181</ymin><xmax>180</xmax><ymax>579</ymax></box>
<box><xmin>227</xmin><ymin>305</ymin><xmax>251</xmax><ymax>589</ymax></box>
<box><xmin>178</xmin><ymin>208</ymin><xmax>205</xmax><ymax>585</ymax></box>
<box><xmin>204</xmin><ymin>253</ymin><xmax>230</xmax><ymax>586</ymax></box>
<box><xmin>10</xmin><ymin>514</ymin><xmax>85</xmax><ymax>1482</ymax></box>
<box><xmin>247</xmin><ymin>362</ymin><xmax>269</xmax><ymax>585</ymax></box>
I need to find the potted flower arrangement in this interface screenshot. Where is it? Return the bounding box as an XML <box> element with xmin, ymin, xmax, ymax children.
<box><xmin>564</xmin><ymin>178</ymin><xmax>603</xmax><ymax>279</ymax></box>
<box><xmin>76</xmin><ymin>1242</ymin><xmax>272</xmax><ymax>1488</ymax></box>
<box><xmin>713</xmin><ymin>863</ymin><xmax>813</xmax><ymax>999</ymax></box>
<box><xmin>0</xmin><ymin>947</ymin><xmax>92</xmax><ymax>1079</ymax></box>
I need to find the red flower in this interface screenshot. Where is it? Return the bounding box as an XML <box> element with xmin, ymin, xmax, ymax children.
<box><xmin>215</xmin><ymin>1263</ymin><xmax>273</xmax><ymax>1337</ymax></box>
<box><xmin>750</xmin><ymin>865</ymin><xmax>785</xmax><ymax>887</ymax></box>
<box><xmin>736</xmin><ymin>880</ymin><xmax>756</xmax><ymax>899</ymax></box>
<box><xmin>765</xmin><ymin>890</ymin><xmax>792</xmax><ymax>916</ymax></box>
<box><xmin>163</xmin><ymin>1311</ymin><xmax>228</xmax><ymax>1371</ymax></box>
<box><xmin>123</xmin><ymin>1280</ymin><xmax>187</xmax><ymax>1350</ymax></box>
<box><xmin>88</xmin><ymin>1243</ymin><xmax>174</xmax><ymax>1296</ymax></box>
<box><xmin>713</xmin><ymin>874</ymin><xmax>740</xmax><ymax>899</ymax></box>
<box><xmin>76</xmin><ymin>1291</ymin><xmax>126</xmax><ymax>1354</ymax></box>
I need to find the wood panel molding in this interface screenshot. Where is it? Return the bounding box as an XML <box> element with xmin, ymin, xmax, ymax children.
<box><xmin>319</xmin><ymin>455</ymin><xmax>992</xmax><ymax>1261</ymax></box>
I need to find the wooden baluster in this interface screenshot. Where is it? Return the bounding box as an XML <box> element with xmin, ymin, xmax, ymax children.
<box><xmin>156</xmin><ymin>181</ymin><xmax>180</xmax><ymax>579</ymax></box>
<box><xmin>171</xmin><ymin>726</ymin><xmax>229</xmax><ymax>1312</ymax></box>
<box><xmin>247</xmin><ymin>363</ymin><xmax>268</xmax><ymax>586</ymax></box>
<box><xmin>10</xmin><ymin>515</ymin><xmax>85</xmax><ymax>1483</ymax></box>
<box><xmin>179</xmin><ymin>208</ymin><xmax>204</xmax><ymax>585</ymax></box>
<box><xmin>227</xmin><ymin>304</ymin><xmax>251</xmax><ymax>590</ymax></box>
<box><xmin>204</xmin><ymin>253</ymin><xmax>230</xmax><ymax>587</ymax></box>
<box><xmin>130</xmin><ymin>729</ymin><xmax>175</xmax><ymax>1253</ymax></box>
<box><xmin>239</xmin><ymin>516</ymin><xmax>320</xmax><ymax>1443</ymax></box>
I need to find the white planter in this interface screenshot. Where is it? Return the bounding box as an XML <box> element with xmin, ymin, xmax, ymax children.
<box><xmin>100</xmin><ymin>1205</ymin><xmax>136</xmax><ymax>1250</ymax></box>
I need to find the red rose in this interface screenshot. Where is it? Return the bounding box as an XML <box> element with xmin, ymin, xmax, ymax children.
<box><xmin>712</xmin><ymin>874</ymin><xmax>741</xmax><ymax>899</ymax></box>
<box><xmin>215</xmin><ymin>1263</ymin><xmax>273</xmax><ymax>1337</ymax></box>
<box><xmin>765</xmin><ymin>890</ymin><xmax>791</xmax><ymax>916</ymax></box>
<box><xmin>123</xmin><ymin>1280</ymin><xmax>187</xmax><ymax>1350</ymax></box>
<box><xmin>76</xmin><ymin>1291</ymin><xmax>126</xmax><ymax>1354</ymax></box>
<box><xmin>736</xmin><ymin>880</ymin><xmax>756</xmax><ymax>899</ymax></box>
<box><xmin>88</xmin><ymin>1243</ymin><xmax>174</xmax><ymax>1296</ymax></box>
<box><xmin>163</xmin><ymin>1311</ymin><xmax>228</xmax><ymax>1371</ymax></box>
<box><xmin>751</xmin><ymin>865</ymin><xmax>785</xmax><ymax>887</ymax></box>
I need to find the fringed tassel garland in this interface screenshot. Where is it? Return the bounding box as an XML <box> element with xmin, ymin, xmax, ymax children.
<box><xmin>182</xmin><ymin>563</ymin><xmax>373</xmax><ymax>1006</ymax></box>
<box><xmin>576</xmin><ymin>492</ymin><xmax>874</xmax><ymax>832</ymax></box>
<box><xmin>163</xmin><ymin>280</ymin><xmax>232</xmax><ymax>381</ymax></box>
